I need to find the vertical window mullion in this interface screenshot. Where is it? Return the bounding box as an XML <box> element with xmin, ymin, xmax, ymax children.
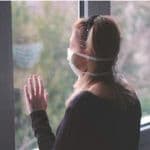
<box><xmin>80</xmin><ymin>1</ymin><xmax>110</xmax><ymax>17</ymax></box>
<box><xmin>0</xmin><ymin>2</ymin><xmax>14</xmax><ymax>150</ymax></box>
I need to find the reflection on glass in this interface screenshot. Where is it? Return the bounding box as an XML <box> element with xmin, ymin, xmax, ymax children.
<box><xmin>111</xmin><ymin>1</ymin><xmax>150</xmax><ymax>116</ymax></box>
<box><xmin>12</xmin><ymin>1</ymin><xmax>78</xmax><ymax>149</ymax></box>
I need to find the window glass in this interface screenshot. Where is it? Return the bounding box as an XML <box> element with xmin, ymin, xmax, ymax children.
<box><xmin>12</xmin><ymin>1</ymin><xmax>78</xmax><ymax>149</ymax></box>
<box><xmin>111</xmin><ymin>1</ymin><xmax>150</xmax><ymax>116</ymax></box>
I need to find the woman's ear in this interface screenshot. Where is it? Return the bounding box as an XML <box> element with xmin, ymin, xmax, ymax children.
<box><xmin>74</xmin><ymin>54</ymin><xmax>88</xmax><ymax>72</ymax></box>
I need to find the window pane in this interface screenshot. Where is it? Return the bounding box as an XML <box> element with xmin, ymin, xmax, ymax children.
<box><xmin>12</xmin><ymin>1</ymin><xmax>78</xmax><ymax>149</ymax></box>
<box><xmin>111</xmin><ymin>1</ymin><xmax>150</xmax><ymax>116</ymax></box>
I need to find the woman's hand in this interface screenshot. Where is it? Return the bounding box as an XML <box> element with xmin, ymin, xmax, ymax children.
<box><xmin>24</xmin><ymin>75</ymin><xmax>48</xmax><ymax>114</ymax></box>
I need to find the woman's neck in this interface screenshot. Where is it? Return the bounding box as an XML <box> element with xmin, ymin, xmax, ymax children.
<box><xmin>74</xmin><ymin>75</ymin><xmax>115</xmax><ymax>99</ymax></box>
<box><xmin>73</xmin><ymin>75</ymin><xmax>93</xmax><ymax>91</ymax></box>
<box><xmin>65</xmin><ymin>75</ymin><xmax>115</xmax><ymax>107</ymax></box>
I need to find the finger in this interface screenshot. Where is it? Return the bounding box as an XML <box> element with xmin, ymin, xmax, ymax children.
<box><xmin>44</xmin><ymin>89</ymin><xmax>48</xmax><ymax>102</ymax></box>
<box><xmin>29</xmin><ymin>75</ymin><xmax>35</xmax><ymax>96</ymax></box>
<box><xmin>34</xmin><ymin>75</ymin><xmax>39</xmax><ymax>96</ymax></box>
<box><xmin>39</xmin><ymin>76</ymin><xmax>44</xmax><ymax>97</ymax></box>
<box><xmin>24</xmin><ymin>85</ymin><xmax>32</xmax><ymax>114</ymax></box>
<box><xmin>24</xmin><ymin>85</ymin><xmax>31</xmax><ymax>102</ymax></box>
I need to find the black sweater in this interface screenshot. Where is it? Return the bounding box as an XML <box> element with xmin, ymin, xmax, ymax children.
<box><xmin>30</xmin><ymin>91</ymin><xmax>142</xmax><ymax>150</ymax></box>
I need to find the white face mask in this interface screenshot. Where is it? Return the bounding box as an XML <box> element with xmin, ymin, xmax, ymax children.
<box><xmin>67</xmin><ymin>48</ymin><xmax>113</xmax><ymax>77</ymax></box>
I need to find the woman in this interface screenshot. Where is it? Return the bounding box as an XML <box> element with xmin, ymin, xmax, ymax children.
<box><xmin>24</xmin><ymin>15</ymin><xmax>142</xmax><ymax>150</ymax></box>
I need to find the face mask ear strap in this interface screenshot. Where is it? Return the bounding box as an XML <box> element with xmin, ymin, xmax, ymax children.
<box><xmin>75</xmin><ymin>51</ymin><xmax>114</xmax><ymax>62</ymax></box>
<box><xmin>68</xmin><ymin>48</ymin><xmax>114</xmax><ymax>62</ymax></box>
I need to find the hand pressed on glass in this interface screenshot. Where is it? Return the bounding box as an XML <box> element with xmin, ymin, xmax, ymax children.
<box><xmin>24</xmin><ymin>75</ymin><xmax>48</xmax><ymax>114</ymax></box>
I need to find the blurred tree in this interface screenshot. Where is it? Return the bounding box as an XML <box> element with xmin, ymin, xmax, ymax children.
<box><xmin>12</xmin><ymin>1</ymin><xmax>77</xmax><ymax>149</ymax></box>
<box><xmin>111</xmin><ymin>1</ymin><xmax>150</xmax><ymax>115</ymax></box>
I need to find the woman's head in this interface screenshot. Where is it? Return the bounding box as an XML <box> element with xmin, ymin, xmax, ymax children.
<box><xmin>66</xmin><ymin>15</ymin><xmax>135</xmax><ymax>107</ymax></box>
<box><xmin>68</xmin><ymin>15</ymin><xmax>121</xmax><ymax>82</ymax></box>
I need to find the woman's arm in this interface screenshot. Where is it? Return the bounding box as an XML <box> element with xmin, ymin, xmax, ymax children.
<box><xmin>24</xmin><ymin>75</ymin><xmax>85</xmax><ymax>150</ymax></box>
<box><xmin>24</xmin><ymin>75</ymin><xmax>55</xmax><ymax>150</ymax></box>
<box><xmin>30</xmin><ymin>110</ymin><xmax>55</xmax><ymax>150</ymax></box>
<box><xmin>30</xmin><ymin>102</ymin><xmax>82</xmax><ymax>150</ymax></box>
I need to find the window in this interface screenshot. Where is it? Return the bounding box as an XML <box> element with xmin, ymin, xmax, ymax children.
<box><xmin>111</xmin><ymin>1</ymin><xmax>150</xmax><ymax>117</ymax></box>
<box><xmin>12</xmin><ymin>1</ymin><xmax>78</xmax><ymax>149</ymax></box>
<box><xmin>0</xmin><ymin>1</ymin><xmax>149</xmax><ymax>149</ymax></box>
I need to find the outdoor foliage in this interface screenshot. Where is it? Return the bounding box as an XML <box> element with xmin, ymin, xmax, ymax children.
<box><xmin>111</xmin><ymin>1</ymin><xmax>150</xmax><ymax>116</ymax></box>
<box><xmin>12</xmin><ymin>1</ymin><xmax>77</xmax><ymax>149</ymax></box>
